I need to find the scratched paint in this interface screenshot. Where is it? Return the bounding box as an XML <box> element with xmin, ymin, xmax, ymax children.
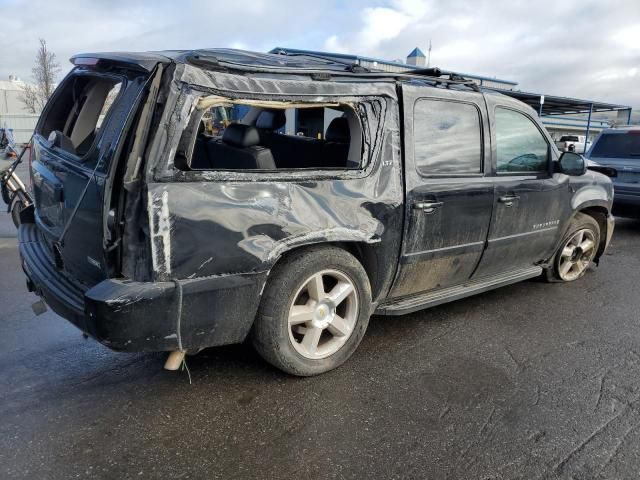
<box><xmin>148</xmin><ymin>189</ymin><xmax>172</xmax><ymax>276</ymax></box>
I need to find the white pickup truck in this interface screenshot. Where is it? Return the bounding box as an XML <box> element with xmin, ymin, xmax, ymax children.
<box><xmin>555</xmin><ymin>135</ymin><xmax>591</xmax><ymax>153</ymax></box>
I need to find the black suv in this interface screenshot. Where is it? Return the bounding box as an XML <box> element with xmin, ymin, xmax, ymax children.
<box><xmin>17</xmin><ymin>49</ymin><xmax>614</xmax><ymax>375</ymax></box>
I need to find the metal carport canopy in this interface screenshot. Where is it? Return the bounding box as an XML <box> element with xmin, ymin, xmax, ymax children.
<box><xmin>484</xmin><ymin>87</ymin><xmax>631</xmax><ymax>116</ymax></box>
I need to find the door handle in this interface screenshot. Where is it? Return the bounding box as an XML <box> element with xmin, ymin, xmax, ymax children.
<box><xmin>498</xmin><ymin>194</ymin><xmax>520</xmax><ymax>207</ymax></box>
<box><xmin>413</xmin><ymin>201</ymin><xmax>443</xmax><ymax>214</ymax></box>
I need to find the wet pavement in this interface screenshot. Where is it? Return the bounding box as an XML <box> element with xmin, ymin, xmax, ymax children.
<box><xmin>2</xmin><ymin>202</ymin><xmax>640</xmax><ymax>479</ymax></box>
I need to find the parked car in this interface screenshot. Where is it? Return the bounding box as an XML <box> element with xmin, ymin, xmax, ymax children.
<box><xmin>17</xmin><ymin>49</ymin><xmax>614</xmax><ymax>376</ymax></box>
<box><xmin>586</xmin><ymin>126</ymin><xmax>640</xmax><ymax>217</ymax></box>
<box><xmin>555</xmin><ymin>134</ymin><xmax>591</xmax><ymax>153</ymax></box>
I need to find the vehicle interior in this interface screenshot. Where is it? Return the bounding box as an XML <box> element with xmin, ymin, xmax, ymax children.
<box><xmin>37</xmin><ymin>75</ymin><xmax>121</xmax><ymax>158</ymax></box>
<box><xmin>174</xmin><ymin>101</ymin><xmax>363</xmax><ymax>171</ymax></box>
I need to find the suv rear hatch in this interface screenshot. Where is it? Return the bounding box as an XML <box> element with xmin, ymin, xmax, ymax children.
<box><xmin>30</xmin><ymin>60</ymin><xmax>154</xmax><ymax>287</ymax></box>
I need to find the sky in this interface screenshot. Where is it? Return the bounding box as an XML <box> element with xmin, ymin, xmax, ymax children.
<box><xmin>1</xmin><ymin>0</ymin><xmax>639</xmax><ymax>108</ymax></box>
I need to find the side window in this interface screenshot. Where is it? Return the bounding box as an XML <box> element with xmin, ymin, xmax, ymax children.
<box><xmin>413</xmin><ymin>99</ymin><xmax>482</xmax><ymax>175</ymax></box>
<box><xmin>175</xmin><ymin>101</ymin><xmax>363</xmax><ymax>171</ymax></box>
<box><xmin>495</xmin><ymin>108</ymin><xmax>549</xmax><ymax>173</ymax></box>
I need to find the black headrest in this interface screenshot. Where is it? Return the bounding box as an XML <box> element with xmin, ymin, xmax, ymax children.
<box><xmin>49</xmin><ymin>130</ymin><xmax>77</xmax><ymax>155</ymax></box>
<box><xmin>325</xmin><ymin>117</ymin><xmax>350</xmax><ymax>143</ymax></box>
<box><xmin>222</xmin><ymin>123</ymin><xmax>260</xmax><ymax>148</ymax></box>
<box><xmin>256</xmin><ymin>110</ymin><xmax>286</xmax><ymax>130</ymax></box>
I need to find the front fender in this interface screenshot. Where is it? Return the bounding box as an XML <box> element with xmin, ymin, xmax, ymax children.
<box><xmin>570</xmin><ymin>172</ymin><xmax>613</xmax><ymax>212</ymax></box>
<box><xmin>567</xmin><ymin>175</ymin><xmax>614</xmax><ymax>262</ymax></box>
<box><xmin>544</xmin><ymin>173</ymin><xmax>613</xmax><ymax>266</ymax></box>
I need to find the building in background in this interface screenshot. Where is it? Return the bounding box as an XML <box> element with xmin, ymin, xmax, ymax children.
<box><xmin>0</xmin><ymin>75</ymin><xmax>30</xmax><ymax>114</ymax></box>
<box><xmin>0</xmin><ymin>75</ymin><xmax>39</xmax><ymax>144</ymax></box>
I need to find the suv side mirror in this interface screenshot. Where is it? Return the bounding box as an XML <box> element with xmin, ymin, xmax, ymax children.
<box><xmin>558</xmin><ymin>152</ymin><xmax>586</xmax><ymax>176</ymax></box>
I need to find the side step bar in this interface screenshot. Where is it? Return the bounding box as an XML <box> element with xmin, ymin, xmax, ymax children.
<box><xmin>376</xmin><ymin>266</ymin><xmax>543</xmax><ymax>316</ymax></box>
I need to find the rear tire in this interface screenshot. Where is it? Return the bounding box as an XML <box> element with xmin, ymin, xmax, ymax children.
<box><xmin>546</xmin><ymin>213</ymin><xmax>600</xmax><ymax>282</ymax></box>
<box><xmin>251</xmin><ymin>246</ymin><xmax>372</xmax><ymax>376</ymax></box>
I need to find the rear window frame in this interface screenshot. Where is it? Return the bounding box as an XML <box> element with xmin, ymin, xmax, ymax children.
<box><xmin>154</xmin><ymin>88</ymin><xmax>390</xmax><ymax>183</ymax></box>
<box><xmin>176</xmin><ymin>102</ymin><xmax>363</xmax><ymax>173</ymax></box>
<box><xmin>34</xmin><ymin>70</ymin><xmax>128</xmax><ymax>165</ymax></box>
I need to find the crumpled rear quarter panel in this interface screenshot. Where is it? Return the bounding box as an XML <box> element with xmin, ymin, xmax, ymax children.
<box><xmin>144</xmin><ymin>66</ymin><xmax>404</xmax><ymax>310</ymax></box>
<box><xmin>147</xmin><ymin>163</ymin><xmax>403</xmax><ymax>279</ymax></box>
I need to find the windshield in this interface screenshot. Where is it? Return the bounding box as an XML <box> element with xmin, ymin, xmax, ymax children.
<box><xmin>591</xmin><ymin>132</ymin><xmax>640</xmax><ymax>158</ymax></box>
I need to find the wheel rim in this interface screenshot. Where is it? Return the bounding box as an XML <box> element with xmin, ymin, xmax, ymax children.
<box><xmin>558</xmin><ymin>228</ymin><xmax>597</xmax><ymax>281</ymax></box>
<box><xmin>288</xmin><ymin>269</ymin><xmax>359</xmax><ymax>360</ymax></box>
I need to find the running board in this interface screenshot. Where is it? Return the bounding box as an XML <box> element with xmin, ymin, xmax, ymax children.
<box><xmin>376</xmin><ymin>266</ymin><xmax>543</xmax><ymax>316</ymax></box>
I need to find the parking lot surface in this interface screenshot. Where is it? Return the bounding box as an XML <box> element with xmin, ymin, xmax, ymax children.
<box><xmin>1</xmin><ymin>204</ymin><xmax>640</xmax><ymax>479</ymax></box>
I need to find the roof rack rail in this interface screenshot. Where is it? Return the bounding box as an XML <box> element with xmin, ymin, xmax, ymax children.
<box><xmin>184</xmin><ymin>52</ymin><xmax>481</xmax><ymax>92</ymax></box>
<box><xmin>406</xmin><ymin>67</ymin><xmax>443</xmax><ymax>77</ymax></box>
<box><xmin>270</xmin><ymin>50</ymin><xmax>478</xmax><ymax>88</ymax></box>
<box><xmin>272</xmin><ymin>50</ymin><xmax>371</xmax><ymax>73</ymax></box>
<box><xmin>400</xmin><ymin>67</ymin><xmax>480</xmax><ymax>91</ymax></box>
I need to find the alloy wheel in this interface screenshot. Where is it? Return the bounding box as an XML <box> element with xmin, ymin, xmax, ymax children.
<box><xmin>288</xmin><ymin>269</ymin><xmax>359</xmax><ymax>359</ymax></box>
<box><xmin>558</xmin><ymin>228</ymin><xmax>597</xmax><ymax>281</ymax></box>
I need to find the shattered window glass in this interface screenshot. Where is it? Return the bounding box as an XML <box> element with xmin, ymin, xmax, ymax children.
<box><xmin>176</xmin><ymin>100</ymin><xmax>362</xmax><ymax>171</ymax></box>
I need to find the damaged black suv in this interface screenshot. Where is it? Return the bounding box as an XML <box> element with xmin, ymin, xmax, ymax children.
<box><xmin>18</xmin><ymin>49</ymin><xmax>614</xmax><ymax>376</ymax></box>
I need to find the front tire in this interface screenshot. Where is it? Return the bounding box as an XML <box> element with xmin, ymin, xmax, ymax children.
<box><xmin>251</xmin><ymin>246</ymin><xmax>372</xmax><ymax>376</ymax></box>
<box><xmin>547</xmin><ymin>213</ymin><xmax>600</xmax><ymax>282</ymax></box>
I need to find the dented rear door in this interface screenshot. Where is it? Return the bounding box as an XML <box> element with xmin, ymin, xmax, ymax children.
<box><xmin>389</xmin><ymin>85</ymin><xmax>494</xmax><ymax>298</ymax></box>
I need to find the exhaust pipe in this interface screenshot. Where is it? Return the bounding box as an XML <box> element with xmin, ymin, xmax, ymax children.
<box><xmin>164</xmin><ymin>350</ymin><xmax>186</xmax><ymax>371</ymax></box>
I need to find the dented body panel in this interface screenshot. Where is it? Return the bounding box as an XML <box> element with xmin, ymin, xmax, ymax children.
<box><xmin>17</xmin><ymin>49</ymin><xmax>614</xmax><ymax>354</ymax></box>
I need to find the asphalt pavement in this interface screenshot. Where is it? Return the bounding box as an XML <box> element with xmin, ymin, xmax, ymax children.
<box><xmin>2</xmin><ymin>200</ymin><xmax>640</xmax><ymax>479</ymax></box>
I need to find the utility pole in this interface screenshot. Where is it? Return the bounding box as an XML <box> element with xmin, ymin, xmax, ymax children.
<box><xmin>427</xmin><ymin>40</ymin><xmax>432</xmax><ymax>68</ymax></box>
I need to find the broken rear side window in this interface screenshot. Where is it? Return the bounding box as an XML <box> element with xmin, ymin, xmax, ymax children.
<box><xmin>174</xmin><ymin>99</ymin><xmax>363</xmax><ymax>171</ymax></box>
<box><xmin>38</xmin><ymin>74</ymin><xmax>123</xmax><ymax>159</ymax></box>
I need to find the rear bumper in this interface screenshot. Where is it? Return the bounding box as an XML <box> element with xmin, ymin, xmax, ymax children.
<box><xmin>18</xmin><ymin>224</ymin><xmax>266</xmax><ymax>352</ymax></box>
<box><xmin>19</xmin><ymin>223</ymin><xmax>87</xmax><ymax>325</ymax></box>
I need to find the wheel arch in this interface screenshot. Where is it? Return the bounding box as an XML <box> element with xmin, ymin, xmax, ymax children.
<box><xmin>544</xmin><ymin>206</ymin><xmax>607</xmax><ymax>281</ymax></box>
<box><xmin>576</xmin><ymin>205</ymin><xmax>611</xmax><ymax>263</ymax></box>
<box><xmin>266</xmin><ymin>241</ymin><xmax>385</xmax><ymax>302</ymax></box>
<box><xmin>546</xmin><ymin>201</ymin><xmax>611</xmax><ymax>268</ymax></box>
